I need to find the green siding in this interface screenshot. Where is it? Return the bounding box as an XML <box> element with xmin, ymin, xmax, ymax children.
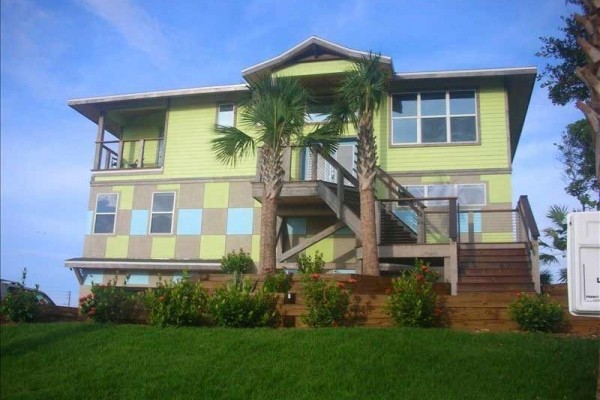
<box><xmin>380</xmin><ymin>83</ymin><xmax>509</xmax><ymax>173</ymax></box>
<box><xmin>273</xmin><ymin>60</ymin><xmax>354</xmax><ymax>77</ymax></box>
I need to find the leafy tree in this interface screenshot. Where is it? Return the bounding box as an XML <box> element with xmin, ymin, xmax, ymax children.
<box><xmin>212</xmin><ymin>76</ymin><xmax>339</xmax><ymax>273</ymax></box>
<box><xmin>537</xmin><ymin>0</ymin><xmax>600</xmax><ymax>183</ymax></box>
<box><xmin>328</xmin><ymin>53</ymin><xmax>390</xmax><ymax>276</ymax></box>
<box><xmin>539</xmin><ymin>205</ymin><xmax>568</xmax><ymax>283</ymax></box>
<box><xmin>557</xmin><ymin>119</ymin><xmax>599</xmax><ymax>210</ymax></box>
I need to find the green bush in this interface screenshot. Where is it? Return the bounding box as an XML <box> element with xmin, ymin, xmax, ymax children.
<box><xmin>385</xmin><ymin>260</ymin><xmax>442</xmax><ymax>328</ymax></box>
<box><xmin>297</xmin><ymin>251</ymin><xmax>325</xmax><ymax>274</ymax></box>
<box><xmin>300</xmin><ymin>274</ymin><xmax>352</xmax><ymax>327</ymax></box>
<box><xmin>509</xmin><ymin>293</ymin><xmax>564</xmax><ymax>333</ymax></box>
<box><xmin>263</xmin><ymin>270</ymin><xmax>293</xmax><ymax>293</ymax></box>
<box><xmin>221</xmin><ymin>249</ymin><xmax>254</xmax><ymax>275</ymax></box>
<box><xmin>208</xmin><ymin>278</ymin><xmax>279</xmax><ymax>328</ymax></box>
<box><xmin>143</xmin><ymin>271</ymin><xmax>209</xmax><ymax>327</ymax></box>
<box><xmin>0</xmin><ymin>270</ymin><xmax>42</xmax><ymax>323</ymax></box>
<box><xmin>79</xmin><ymin>276</ymin><xmax>137</xmax><ymax>323</ymax></box>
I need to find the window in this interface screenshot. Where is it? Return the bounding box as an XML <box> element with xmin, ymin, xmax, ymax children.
<box><xmin>150</xmin><ymin>192</ymin><xmax>175</xmax><ymax>234</ymax></box>
<box><xmin>93</xmin><ymin>193</ymin><xmax>118</xmax><ymax>234</ymax></box>
<box><xmin>392</xmin><ymin>90</ymin><xmax>477</xmax><ymax>144</ymax></box>
<box><xmin>404</xmin><ymin>184</ymin><xmax>486</xmax><ymax>207</ymax></box>
<box><xmin>217</xmin><ymin>103</ymin><xmax>235</xmax><ymax>127</ymax></box>
<box><xmin>306</xmin><ymin>103</ymin><xmax>331</xmax><ymax>123</ymax></box>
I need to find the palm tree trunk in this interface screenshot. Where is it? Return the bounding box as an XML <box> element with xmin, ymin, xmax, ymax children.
<box><xmin>259</xmin><ymin>194</ymin><xmax>277</xmax><ymax>273</ymax></box>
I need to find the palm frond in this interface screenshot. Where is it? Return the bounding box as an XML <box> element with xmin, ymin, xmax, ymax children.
<box><xmin>558</xmin><ymin>268</ymin><xmax>567</xmax><ymax>283</ymax></box>
<box><xmin>211</xmin><ymin>126</ymin><xmax>256</xmax><ymax>166</ymax></box>
<box><xmin>540</xmin><ymin>269</ymin><xmax>553</xmax><ymax>285</ymax></box>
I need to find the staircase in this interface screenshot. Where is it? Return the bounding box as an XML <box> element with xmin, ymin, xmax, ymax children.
<box><xmin>457</xmin><ymin>244</ymin><xmax>535</xmax><ymax>293</ymax></box>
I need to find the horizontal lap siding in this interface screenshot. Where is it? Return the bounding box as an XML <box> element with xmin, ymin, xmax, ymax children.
<box><xmin>380</xmin><ymin>83</ymin><xmax>510</xmax><ymax>172</ymax></box>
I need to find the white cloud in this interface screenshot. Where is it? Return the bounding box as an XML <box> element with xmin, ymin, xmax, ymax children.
<box><xmin>78</xmin><ymin>0</ymin><xmax>171</xmax><ymax>67</ymax></box>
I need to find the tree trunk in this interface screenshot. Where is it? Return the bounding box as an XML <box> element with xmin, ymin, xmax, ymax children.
<box><xmin>360</xmin><ymin>186</ymin><xmax>379</xmax><ymax>275</ymax></box>
<box><xmin>259</xmin><ymin>195</ymin><xmax>278</xmax><ymax>273</ymax></box>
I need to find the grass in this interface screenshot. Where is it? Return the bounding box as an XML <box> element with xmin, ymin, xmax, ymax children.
<box><xmin>1</xmin><ymin>323</ymin><xmax>598</xmax><ymax>400</ymax></box>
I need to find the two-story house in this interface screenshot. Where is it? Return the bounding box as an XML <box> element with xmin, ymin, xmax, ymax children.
<box><xmin>65</xmin><ymin>37</ymin><xmax>539</xmax><ymax>296</ymax></box>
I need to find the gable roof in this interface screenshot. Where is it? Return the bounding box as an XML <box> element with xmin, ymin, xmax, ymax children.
<box><xmin>241</xmin><ymin>36</ymin><xmax>393</xmax><ymax>81</ymax></box>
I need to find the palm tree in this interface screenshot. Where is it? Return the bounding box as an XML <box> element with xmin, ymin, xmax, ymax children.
<box><xmin>328</xmin><ymin>53</ymin><xmax>389</xmax><ymax>276</ymax></box>
<box><xmin>212</xmin><ymin>76</ymin><xmax>339</xmax><ymax>273</ymax></box>
<box><xmin>540</xmin><ymin>204</ymin><xmax>569</xmax><ymax>283</ymax></box>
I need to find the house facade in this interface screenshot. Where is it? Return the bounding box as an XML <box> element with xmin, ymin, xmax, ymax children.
<box><xmin>65</xmin><ymin>37</ymin><xmax>540</xmax><ymax>296</ymax></box>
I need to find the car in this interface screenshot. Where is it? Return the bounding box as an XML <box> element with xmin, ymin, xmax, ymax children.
<box><xmin>0</xmin><ymin>279</ymin><xmax>55</xmax><ymax>305</ymax></box>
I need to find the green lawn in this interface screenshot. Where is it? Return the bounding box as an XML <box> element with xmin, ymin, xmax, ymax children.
<box><xmin>1</xmin><ymin>323</ymin><xmax>598</xmax><ymax>400</ymax></box>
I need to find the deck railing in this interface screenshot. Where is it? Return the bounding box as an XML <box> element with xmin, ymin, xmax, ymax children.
<box><xmin>94</xmin><ymin>138</ymin><xmax>164</xmax><ymax>170</ymax></box>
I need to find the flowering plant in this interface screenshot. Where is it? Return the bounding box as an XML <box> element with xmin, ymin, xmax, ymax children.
<box><xmin>385</xmin><ymin>259</ymin><xmax>442</xmax><ymax>328</ymax></box>
<box><xmin>300</xmin><ymin>274</ymin><xmax>353</xmax><ymax>328</ymax></box>
<box><xmin>79</xmin><ymin>276</ymin><xmax>137</xmax><ymax>323</ymax></box>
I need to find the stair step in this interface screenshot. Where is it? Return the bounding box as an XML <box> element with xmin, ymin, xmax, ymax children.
<box><xmin>460</xmin><ymin>268</ymin><xmax>531</xmax><ymax>277</ymax></box>
<box><xmin>459</xmin><ymin>262</ymin><xmax>530</xmax><ymax>269</ymax></box>
<box><xmin>459</xmin><ymin>255</ymin><xmax>530</xmax><ymax>263</ymax></box>
<box><xmin>459</xmin><ymin>276</ymin><xmax>533</xmax><ymax>284</ymax></box>
<box><xmin>459</xmin><ymin>249</ymin><xmax>527</xmax><ymax>256</ymax></box>
<box><xmin>457</xmin><ymin>283</ymin><xmax>535</xmax><ymax>292</ymax></box>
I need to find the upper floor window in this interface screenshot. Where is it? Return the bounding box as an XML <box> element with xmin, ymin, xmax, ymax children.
<box><xmin>306</xmin><ymin>103</ymin><xmax>331</xmax><ymax>123</ymax></box>
<box><xmin>217</xmin><ymin>104</ymin><xmax>235</xmax><ymax>127</ymax></box>
<box><xmin>93</xmin><ymin>193</ymin><xmax>118</xmax><ymax>234</ymax></box>
<box><xmin>392</xmin><ymin>90</ymin><xmax>477</xmax><ymax>145</ymax></box>
<box><xmin>150</xmin><ymin>192</ymin><xmax>175</xmax><ymax>234</ymax></box>
<box><xmin>405</xmin><ymin>183</ymin><xmax>486</xmax><ymax>207</ymax></box>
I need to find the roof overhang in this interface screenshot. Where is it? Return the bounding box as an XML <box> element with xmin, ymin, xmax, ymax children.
<box><xmin>242</xmin><ymin>36</ymin><xmax>394</xmax><ymax>82</ymax></box>
<box><xmin>393</xmin><ymin>67</ymin><xmax>537</xmax><ymax>161</ymax></box>
<box><xmin>65</xmin><ymin>258</ymin><xmax>222</xmax><ymax>271</ymax></box>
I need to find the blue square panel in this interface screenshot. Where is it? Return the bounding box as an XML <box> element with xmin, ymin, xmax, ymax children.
<box><xmin>226</xmin><ymin>208</ymin><xmax>253</xmax><ymax>235</ymax></box>
<box><xmin>83</xmin><ymin>270</ymin><xmax>104</xmax><ymax>286</ymax></box>
<box><xmin>459</xmin><ymin>212</ymin><xmax>482</xmax><ymax>233</ymax></box>
<box><xmin>87</xmin><ymin>211</ymin><xmax>94</xmax><ymax>234</ymax></box>
<box><xmin>286</xmin><ymin>217</ymin><xmax>307</xmax><ymax>235</ymax></box>
<box><xmin>177</xmin><ymin>209</ymin><xmax>203</xmax><ymax>235</ymax></box>
<box><xmin>127</xmin><ymin>272</ymin><xmax>149</xmax><ymax>285</ymax></box>
<box><xmin>130</xmin><ymin>210</ymin><xmax>149</xmax><ymax>235</ymax></box>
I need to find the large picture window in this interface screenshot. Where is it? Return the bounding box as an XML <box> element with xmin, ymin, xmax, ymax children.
<box><xmin>404</xmin><ymin>184</ymin><xmax>486</xmax><ymax>207</ymax></box>
<box><xmin>392</xmin><ymin>90</ymin><xmax>477</xmax><ymax>144</ymax></box>
<box><xmin>150</xmin><ymin>192</ymin><xmax>175</xmax><ymax>234</ymax></box>
<box><xmin>93</xmin><ymin>193</ymin><xmax>118</xmax><ymax>234</ymax></box>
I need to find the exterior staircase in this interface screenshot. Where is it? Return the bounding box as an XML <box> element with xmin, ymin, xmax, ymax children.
<box><xmin>457</xmin><ymin>244</ymin><xmax>535</xmax><ymax>293</ymax></box>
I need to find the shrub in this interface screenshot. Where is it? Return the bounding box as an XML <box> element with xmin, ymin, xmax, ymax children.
<box><xmin>509</xmin><ymin>293</ymin><xmax>564</xmax><ymax>333</ymax></box>
<box><xmin>79</xmin><ymin>276</ymin><xmax>137</xmax><ymax>323</ymax></box>
<box><xmin>208</xmin><ymin>278</ymin><xmax>279</xmax><ymax>328</ymax></box>
<box><xmin>300</xmin><ymin>274</ymin><xmax>352</xmax><ymax>327</ymax></box>
<box><xmin>143</xmin><ymin>271</ymin><xmax>208</xmax><ymax>327</ymax></box>
<box><xmin>0</xmin><ymin>269</ymin><xmax>42</xmax><ymax>323</ymax></box>
<box><xmin>263</xmin><ymin>270</ymin><xmax>293</xmax><ymax>293</ymax></box>
<box><xmin>297</xmin><ymin>251</ymin><xmax>325</xmax><ymax>274</ymax></box>
<box><xmin>385</xmin><ymin>260</ymin><xmax>442</xmax><ymax>328</ymax></box>
<box><xmin>221</xmin><ymin>249</ymin><xmax>254</xmax><ymax>275</ymax></box>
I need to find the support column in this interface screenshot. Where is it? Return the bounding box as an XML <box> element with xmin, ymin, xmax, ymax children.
<box><xmin>93</xmin><ymin>112</ymin><xmax>105</xmax><ymax>170</ymax></box>
<box><xmin>444</xmin><ymin>241</ymin><xmax>458</xmax><ymax>295</ymax></box>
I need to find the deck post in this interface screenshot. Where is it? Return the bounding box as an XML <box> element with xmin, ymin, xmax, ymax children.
<box><xmin>418</xmin><ymin>210</ymin><xmax>426</xmax><ymax>244</ymax></box>
<box><xmin>468</xmin><ymin>211</ymin><xmax>474</xmax><ymax>243</ymax></box>
<box><xmin>93</xmin><ymin>112</ymin><xmax>105</xmax><ymax>170</ymax></box>
<box><xmin>282</xmin><ymin>146</ymin><xmax>292</xmax><ymax>181</ymax></box>
<box><xmin>310</xmin><ymin>148</ymin><xmax>318</xmax><ymax>180</ymax></box>
<box><xmin>445</xmin><ymin>241</ymin><xmax>458</xmax><ymax>295</ymax></box>
<box><xmin>448</xmin><ymin>198</ymin><xmax>458</xmax><ymax>242</ymax></box>
<box><xmin>531</xmin><ymin>240</ymin><xmax>541</xmax><ymax>293</ymax></box>
<box><xmin>336</xmin><ymin>166</ymin><xmax>344</xmax><ymax>218</ymax></box>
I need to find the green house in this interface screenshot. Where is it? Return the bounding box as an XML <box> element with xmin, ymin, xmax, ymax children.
<box><xmin>65</xmin><ymin>37</ymin><xmax>540</xmax><ymax>295</ymax></box>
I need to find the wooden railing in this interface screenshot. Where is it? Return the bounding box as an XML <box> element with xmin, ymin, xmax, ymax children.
<box><xmin>94</xmin><ymin>138</ymin><xmax>164</xmax><ymax>170</ymax></box>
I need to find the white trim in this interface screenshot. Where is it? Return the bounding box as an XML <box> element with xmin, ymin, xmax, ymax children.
<box><xmin>149</xmin><ymin>191</ymin><xmax>176</xmax><ymax>235</ymax></box>
<box><xmin>241</xmin><ymin>36</ymin><xmax>392</xmax><ymax>76</ymax></box>
<box><xmin>391</xmin><ymin>90</ymin><xmax>478</xmax><ymax>145</ymax></box>
<box><xmin>68</xmin><ymin>84</ymin><xmax>249</xmax><ymax>106</ymax></box>
<box><xmin>65</xmin><ymin>260</ymin><xmax>222</xmax><ymax>269</ymax></box>
<box><xmin>92</xmin><ymin>167</ymin><xmax>163</xmax><ymax>176</ymax></box>
<box><xmin>92</xmin><ymin>193</ymin><xmax>119</xmax><ymax>235</ymax></box>
<box><xmin>395</xmin><ymin>66</ymin><xmax>537</xmax><ymax>80</ymax></box>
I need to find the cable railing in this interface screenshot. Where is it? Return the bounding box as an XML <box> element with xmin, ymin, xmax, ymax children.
<box><xmin>94</xmin><ymin>138</ymin><xmax>164</xmax><ymax>170</ymax></box>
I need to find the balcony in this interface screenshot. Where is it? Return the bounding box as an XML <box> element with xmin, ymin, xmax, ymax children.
<box><xmin>94</xmin><ymin>138</ymin><xmax>164</xmax><ymax>171</ymax></box>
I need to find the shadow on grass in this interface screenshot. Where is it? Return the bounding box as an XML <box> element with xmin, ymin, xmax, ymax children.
<box><xmin>1</xmin><ymin>323</ymin><xmax>101</xmax><ymax>357</ymax></box>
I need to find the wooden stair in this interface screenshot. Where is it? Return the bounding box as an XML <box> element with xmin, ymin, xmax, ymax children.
<box><xmin>457</xmin><ymin>245</ymin><xmax>535</xmax><ymax>293</ymax></box>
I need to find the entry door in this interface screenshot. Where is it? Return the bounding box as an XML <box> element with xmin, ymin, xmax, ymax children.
<box><xmin>303</xmin><ymin>142</ymin><xmax>356</xmax><ymax>183</ymax></box>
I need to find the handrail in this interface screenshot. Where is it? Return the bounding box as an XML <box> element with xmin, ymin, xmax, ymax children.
<box><xmin>312</xmin><ymin>146</ymin><xmax>359</xmax><ymax>187</ymax></box>
<box><xmin>375</xmin><ymin>167</ymin><xmax>426</xmax><ymax>212</ymax></box>
<box><xmin>517</xmin><ymin>195</ymin><xmax>540</xmax><ymax>239</ymax></box>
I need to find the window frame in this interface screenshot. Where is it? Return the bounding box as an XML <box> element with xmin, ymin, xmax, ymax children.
<box><xmin>92</xmin><ymin>193</ymin><xmax>119</xmax><ymax>235</ymax></box>
<box><xmin>403</xmin><ymin>183</ymin><xmax>486</xmax><ymax>207</ymax></box>
<box><xmin>390</xmin><ymin>89</ymin><xmax>479</xmax><ymax>146</ymax></box>
<box><xmin>149</xmin><ymin>192</ymin><xmax>176</xmax><ymax>235</ymax></box>
<box><xmin>216</xmin><ymin>103</ymin><xmax>236</xmax><ymax>127</ymax></box>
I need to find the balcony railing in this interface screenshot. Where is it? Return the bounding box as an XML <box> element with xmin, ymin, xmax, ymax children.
<box><xmin>94</xmin><ymin>138</ymin><xmax>164</xmax><ymax>171</ymax></box>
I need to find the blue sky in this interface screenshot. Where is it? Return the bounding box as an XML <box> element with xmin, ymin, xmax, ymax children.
<box><xmin>0</xmin><ymin>0</ymin><xmax>583</xmax><ymax>304</ymax></box>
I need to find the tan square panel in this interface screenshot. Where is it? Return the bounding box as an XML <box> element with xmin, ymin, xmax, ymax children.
<box><xmin>307</xmin><ymin>216</ymin><xmax>337</xmax><ymax>235</ymax></box>
<box><xmin>115</xmin><ymin>210</ymin><xmax>131</xmax><ymax>235</ymax></box>
<box><xmin>201</xmin><ymin>208</ymin><xmax>227</xmax><ymax>234</ymax></box>
<box><xmin>228</xmin><ymin>182</ymin><xmax>255</xmax><ymax>208</ymax></box>
<box><xmin>175</xmin><ymin>236</ymin><xmax>201</xmax><ymax>259</ymax></box>
<box><xmin>132</xmin><ymin>184</ymin><xmax>157</xmax><ymax>209</ymax></box>
<box><xmin>89</xmin><ymin>185</ymin><xmax>113</xmax><ymax>210</ymax></box>
<box><xmin>333</xmin><ymin>237</ymin><xmax>357</xmax><ymax>264</ymax></box>
<box><xmin>253</xmin><ymin>208</ymin><xmax>262</xmax><ymax>235</ymax></box>
<box><xmin>225</xmin><ymin>235</ymin><xmax>253</xmax><ymax>254</ymax></box>
<box><xmin>128</xmin><ymin>236</ymin><xmax>153</xmax><ymax>259</ymax></box>
<box><xmin>83</xmin><ymin>235</ymin><xmax>107</xmax><ymax>258</ymax></box>
<box><xmin>179</xmin><ymin>183</ymin><xmax>205</xmax><ymax>209</ymax></box>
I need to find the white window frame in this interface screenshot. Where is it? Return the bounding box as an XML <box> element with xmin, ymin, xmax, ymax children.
<box><xmin>217</xmin><ymin>103</ymin><xmax>235</xmax><ymax>127</ymax></box>
<box><xmin>391</xmin><ymin>90</ymin><xmax>478</xmax><ymax>145</ymax></box>
<box><xmin>149</xmin><ymin>192</ymin><xmax>176</xmax><ymax>235</ymax></box>
<box><xmin>92</xmin><ymin>193</ymin><xmax>119</xmax><ymax>235</ymax></box>
<box><xmin>404</xmin><ymin>183</ymin><xmax>486</xmax><ymax>207</ymax></box>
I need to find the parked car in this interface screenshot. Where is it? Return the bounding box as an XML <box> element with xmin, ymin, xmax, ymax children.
<box><xmin>0</xmin><ymin>279</ymin><xmax>55</xmax><ymax>305</ymax></box>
